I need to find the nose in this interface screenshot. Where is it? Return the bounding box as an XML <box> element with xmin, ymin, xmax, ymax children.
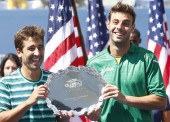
<box><xmin>9</xmin><ymin>68</ymin><xmax>13</xmax><ymax>73</ymax></box>
<box><xmin>34</xmin><ymin>48</ymin><xmax>40</xmax><ymax>55</ymax></box>
<box><xmin>117</xmin><ymin>23</ymin><xmax>123</xmax><ymax>29</ymax></box>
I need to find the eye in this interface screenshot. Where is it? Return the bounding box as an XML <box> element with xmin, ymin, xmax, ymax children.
<box><xmin>12</xmin><ymin>67</ymin><xmax>18</xmax><ymax>70</ymax></box>
<box><xmin>28</xmin><ymin>47</ymin><xmax>35</xmax><ymax>51</ymax></box>
<box><xmin>4</xmin><ymin>67</ymin><xmax>10</xmax><ymax>70</ymax></box>
<box><xmin>112</xmin><ymin>20</ymin><xmax>118</xmax><ymax>25</ymax></box>
<box><xmin>122</xmin><ymin>21</ymin><xmax>131</xmax><ymax>27</ymax></box>
<box><xmin>38</xmin><ymin>45</ymin><xmax>44</xmax><ymax>50</ymax></box>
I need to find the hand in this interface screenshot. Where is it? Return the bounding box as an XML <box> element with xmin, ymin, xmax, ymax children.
<box><xmin>57</xmin><ymin>111</ymin><xmax>74</xmax><ymax>122</ymax></box>
<box><xmin>26</xmin><ymin>85</ymin><xmax>48</xmax><ymax>106</ymax></box>
<box><xmin>85</xmin><ymin>106</ymin><xmax>101</xmax><ymax>121</ymax></box>
<box><xmin>102</xmin><ymin>84</ymin><xmax>126</xmax><ymax>103</ymax></box>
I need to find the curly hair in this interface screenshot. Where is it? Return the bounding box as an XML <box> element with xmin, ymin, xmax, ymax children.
<box><xmin>14</xmin><ymin>25</ymin><xmax>45</xmax><ymax>51</ymax></box>
<box><xmin>108</xmin><ymin>2</ymin><xmax>136</xmax><ymax>24</ymax></box>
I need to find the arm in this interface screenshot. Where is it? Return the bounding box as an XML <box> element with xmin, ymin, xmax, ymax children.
<box><xmin>102</xmin><ymin>84</ymin><xmax>167</xmax><ymax>110</ymax></box>
<box><xmin>0</xmin><ymin>85</ymin><xmax>48</xmax><ymax>122</ymax></box>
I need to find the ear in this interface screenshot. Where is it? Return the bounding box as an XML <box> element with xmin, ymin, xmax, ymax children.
<box><xmin>106</xmin><ymin>20</ymin><xmax>110</xmax><ymax>30</ymax></box>
<box><xmin>16</xmin><ymin>48</ymin><xmax>22</xmax><ymax>58</ymax></box>
<box><xmin>131</xmin><ymin>24</ymin><xmax>135</xmax><ymax>32</ymax></box>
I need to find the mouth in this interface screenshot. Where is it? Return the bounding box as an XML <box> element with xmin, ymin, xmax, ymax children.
<box><xmin>113</xmin><ymin>32</ymin><xmax>124</xmax><ymax>39</ymax></box>
<box><xmin>114</xmin><ymin>31</ymin><xmax>124</xmax><ymax>36</ymax></box>
<box><xmin>31</xmin><ymin>57</ymin><xmax>41</xmax><ymax>65</ymax></box>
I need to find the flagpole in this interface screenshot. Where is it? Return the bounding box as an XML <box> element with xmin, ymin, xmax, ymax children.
<box><xmin>70</xmin><ymin>0</ymin><xmax>88</xmax><ymax>63</ymax></box>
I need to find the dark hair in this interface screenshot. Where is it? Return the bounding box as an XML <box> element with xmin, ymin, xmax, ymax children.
<box><xmin>132</xmin><ymin>28</ymin><xmax>141</xmax><ymax>38</ymax></box>
<box><xmin>0</xmin><ymin>53</ymin><xmax>21</xmax><ymax>77</ymax></box>
<box><xmin>108</xmin><ymin>2</ymin><xmax>136</xmax><ymax>24</ymax></box>
<box><xmin>14</xmin><ymin>25</ymin><xmax>45</xmax><ymax>51</ymax></box>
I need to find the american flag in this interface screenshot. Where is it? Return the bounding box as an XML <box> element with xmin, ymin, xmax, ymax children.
<box><xmin>44</xmin><ymin>0</ymin><xmax>90</xmax><ymax>121</ymax></box>
<box><xmin>86</xmin><ymin>0</ymin><xmax>109</xmax><ymax>58</ymax></box>
<box><xmin>147</xmin><ymin>0</ymin><xmax>170</xmax><ymax>105</ymax></box>
<box><xmin>44</xmin><ymin>0</ymin><xmax>87</xmax><ymax>73</ymax></box>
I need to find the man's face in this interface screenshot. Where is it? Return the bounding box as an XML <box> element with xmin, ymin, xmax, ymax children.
<box><xmin>129</xmin><ymin>32</ymin><xmax>141</xmax><ymax>46</ymax></box>
<box><xmin>107</xmin><ymin>12</ymin><xmax>134</xmax><ymax>46</ymax></box>
<box><xmin>17</xmin><ymin>37</ymin><xmax>44</xmax><ymax>71</ymax></box>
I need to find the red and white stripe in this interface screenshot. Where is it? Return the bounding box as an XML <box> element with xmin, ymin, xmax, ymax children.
<box><xmin>148</xmin><ymin>13</ymin><xmax>170</xmax><ymax>99</ymax></box>
<box><xmin>44</xmin><ymin>10</ymin><xmax>85</xmax><ymax>73</ymax></box>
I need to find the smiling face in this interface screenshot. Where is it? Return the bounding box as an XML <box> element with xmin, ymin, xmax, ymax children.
<box><xmin>107</xmin><ymin>12</ymin><xmax>135</xmax><ymax>47</ymax></box>
<box><xmin>17</xmin><ymin>37</ymin><xmax>44</xmax><ymax>71</ymax></box>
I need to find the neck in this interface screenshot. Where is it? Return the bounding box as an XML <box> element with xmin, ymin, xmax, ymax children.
<box><xmin>20</xmin><ymin>66</ymin><xmax>41</xmax><ymax>81</ymax></box>
<box><xmin>109</xmin><ymin>42</ymin><xmax>130</xmax><ymax>57</ymax></box>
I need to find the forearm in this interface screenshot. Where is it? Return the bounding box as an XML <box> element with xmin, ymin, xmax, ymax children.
<box><xmin>122</xmin><ymin>94</ymin><xmax>167</xmax><ymax>110</ymax></box>
<box><xmin>0</xmin><ymin>100</ymin><xmax>32</xmax><ymax>122</ymax></box>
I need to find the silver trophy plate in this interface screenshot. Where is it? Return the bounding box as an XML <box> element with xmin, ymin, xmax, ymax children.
<box><xmin>45</xmin><ymin>66</ymin><xmax>106</xmax><ymax>115</ymax></box>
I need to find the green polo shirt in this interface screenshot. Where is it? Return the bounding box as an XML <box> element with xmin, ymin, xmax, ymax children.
<box><xmin>87</xmin><ymin>44</ymin><xmax>166</xmax><ymax>122</ymax></box>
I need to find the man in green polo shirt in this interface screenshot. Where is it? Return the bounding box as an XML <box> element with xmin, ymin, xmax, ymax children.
<box><xmin>85</xmin><ymin>2</ymin><xmax>167</xmax><ymax>122</ymax></box>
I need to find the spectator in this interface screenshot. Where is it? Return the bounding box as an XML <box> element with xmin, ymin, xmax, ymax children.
<box><xmin>129</xmin><ymin>28</ymin><xmax>141</xmax><ymax>46</ymax></box>
<box><xmin>6</xmin><ymin>0</ymin><xmax>27</xmax><ymax>9</ymax></box>
<box><xmin>86</xmin><ymin>2</ymin><xmax>167</xmax><ymax>122</ymax></box>
<box><xmin>0</xmin><ymin>53</ymin><xmax>21</xmax><ymax>77</ymax></box>
<box><xmin>0</xmin><ymin>25</ymin><xmax>71</xmax><ymax>122</ymax></box>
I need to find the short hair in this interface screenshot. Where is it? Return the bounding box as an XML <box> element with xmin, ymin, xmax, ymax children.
<box><xmin>14</xmin><ymin>25</ymin><xmax>45</xmax><ymax>51</ymax></box>
<box><xmin>132</xmin><ymin>28</ymin><xmax>141</xmax><ymax>38</ymax></box>
<box><xmin>108</xmin><ymin>2</ymin><xmax>136</xmax><ymax>24</ymax></box>
<box><xmin>0</xmin><ymin>53</ymin><xmax>21</xmax><ymax>77</ymax></box>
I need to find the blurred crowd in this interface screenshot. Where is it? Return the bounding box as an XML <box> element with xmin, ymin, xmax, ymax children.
<box><xmin>0</xmin><ymin>0</ymin><xmax>86</xmax><ymax>9</ymax></box>
<box><xmin>0</xmin><ymin>0</ymin><xmax>170</xmax><ymax>9</ymax></box>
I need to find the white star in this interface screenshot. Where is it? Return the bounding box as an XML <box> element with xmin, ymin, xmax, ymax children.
<box><xmin>98</xmin><ymin>13</ymin><xmax>101</xmax><ymax>17</ymax></box>
<box><xmin>155</xmin><ymin>14</ymin><xmax>159</xmax><ymax>19</ymax></box>
<box><xmin>148</xmin><ymin>30</ymin><xmax>150</xmax><ymax>35</ymax></box>
<box><xmin>50</xmin><ymin>4</ymin><xmax>55</xmax><ymax>10</ymax></box>
<box><xmin>148</xmin><ymin>9</ymin><xmax>151</xmax><ymax>14</ymax></box>
<box><xmin>160</xmin><ymin>32</ymin><xmax>164</xmax><ymax>37</ymax></box>
<box><xmin>93</xmin><ymin>33</ymin><xmax>98</xmax><ymax>38</ymax></box>
<box><xmin>59</xmin><ymin>5</ymin><xmax>64</xmax><ymax>11</ymax></box>
<box><xmin>101</xmin><ymin>41</ymin><xmax>104</xmax><ymax>45</ymax></box>
<box><xmin>92</xmin><ymin>24</ymin><xmax>96</xmax><ymax>29</ymax></box>
<box><xmin>99</xmin><ymin>22</ymin><xmax>102</xmax><ymax>26</ymax></box>
<box><xmin>90</xmin><ymin>45</ymin><xmax>93</xmax><ymax>50</ymax></box>
<box><xmin>157</xmin><ymin>22</ymin><xmax>162</xmax><ymax>28</ymax></box>
<box><xmin>152</xmin><ymin>26</ymin><xmax>157</xmax><ymax>32</ymax></box>
<box><xmin>49</xmin><ymin>16</ymin><xmax>54</xmax><ymax>22</ymax></box>
<box><xmin>86</xmin><ymin>17</ymin><xmax>90</xmax><ymax>23</ymax></box>
<box><xmin>89</xmin><ymin>35</ymin><xmax>93</xmax><ymax>40</ymax></box>
<box><xmin>100</xmin><ymin>32</ymin><xmax>103</xmax><ymax>35</ymax></box>
<box><xmin>94</xmin><ymin>42</ymin><xmax>99</xmax><ymax>48</ymax></box>
<box><xmin>154</xmin><ymin>35</ymin><xmax>158</xmax><ymax>41</ymax></box>
<box><xmin>153</xmin><ymin>5</ymin><xmax>156</xmax><ymax>10</ymax></box>
<box><xmin>48</xmin><ymin>27</ymin><xmax>53</xmax><ymax>33</ymax></box>
<box><xmin>87</xmin><ymin>26</ymin><xmax>92</xmax><ymax>31</ymax></box>
<box><xmin>95</xmin><ymin>51</ymin><xmax>99</xmax><ymax>55</ymax></box>
<box><xmin>91</xmin><ymin>15</ymin><xmax>95</xmax><ymax>20</ymax></box>
<box><xmin>96</xmin><ymin>3</ymin><xmax>99</xmax><ymax>8</ymax></box>
<box><xmin>149</xmin><ymin>17</ymin><xmax>154</xmax><ymax>23</ymax></box>
<box><xmin>91</xmin><ymin>6</ymin><xmax>94</xmax><ymax>11</ymax></box>
<box><xmin>57</xmin><ymin>16</ymin><xmax>62</xmax><ymax>22</ymax></box>
<box><xmin>69</xmin><ymin>7</ymin><xmax>72</xmax><ymax>11</ymax></box>
<box><xmin>158</xmin><ymin>2</ymin><xmax>161</xmax><ymax>7</ymax></box>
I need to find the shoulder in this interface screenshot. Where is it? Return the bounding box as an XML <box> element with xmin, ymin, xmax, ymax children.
<box><xmin>87</xmin><ymin>49</ymin><xmax>109</xmax><ymax>65</ymax></box>
<box><xmin>132</xmin><ymin>45</ymin><xmax>157</xmax><ymax>60</ymax></box>
<box><xmin>0</xmin><ymin>70</ymin><xmax>20</xmax><ymax>85</ymax></box>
